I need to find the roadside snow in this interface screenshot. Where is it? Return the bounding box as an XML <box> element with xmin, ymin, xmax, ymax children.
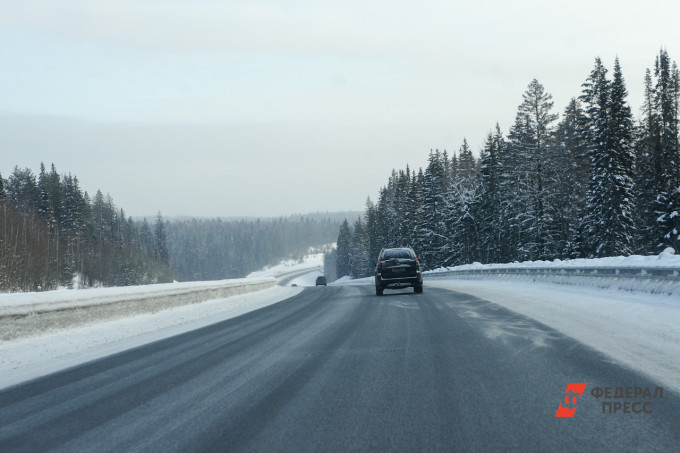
<box><xmin>0</xmin><ymin>286</ymin><xmax>302</xmax><ymax>390</ymax></box>
<box><xmin>0</xmin><ymin>251</ymin><xmax>326</xmax><ymax>390</ymax></box>
<box><xmin>429</xmin><ymin>247</ymin><xmax>680</xmax><ymax>272</ymax></box>
<box><xmin>0</xmin><ymin>278</ymin><xmax>275</xmax><ymax>317</ymax></box>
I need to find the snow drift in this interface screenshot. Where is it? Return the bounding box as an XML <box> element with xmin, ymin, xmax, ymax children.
<box><xmin>0</xmin><ymin>278</ymin><xmax>276</xmax><ymax>341</ymax></box>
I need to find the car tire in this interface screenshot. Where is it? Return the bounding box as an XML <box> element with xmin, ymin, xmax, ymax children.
<box><xmin>376</xmin><ymin>286</ymin><xmax>383</xmax><ymax>296</ymax></box>
<box><xmin>414</xmin><ymin>285</ymin><xmax>423</xmax><ymax>294</ymax></box>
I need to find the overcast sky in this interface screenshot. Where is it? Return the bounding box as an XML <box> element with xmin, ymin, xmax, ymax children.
<box><xmin>1</xmin><ymin>0</ymin><xmax>679</xmax><ymax>218</ymax></box>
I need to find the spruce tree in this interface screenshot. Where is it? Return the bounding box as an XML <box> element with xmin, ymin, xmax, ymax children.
<box><xmin>154</xmin><ymin>212</ymin><xmax>170</xmax><ymax>267</ymax></box>
<box><xmin>553</xmin><ymin>98</ymin><xmax>590</xmax><ymax>257</ymax></box>
<box><xmin>415</xmin><ymin>150</ymin><xmax>450</xmax><ymax>269</ymax></box>
<box><xmin>479</xmin><ymin>125</ymin><xmax>505</xmax><ymax>263</ymax></box>
<box><xmin>634</xmin><ymin>69</ymin><xmax>660</xmax><ymax>252</ymax></box>
<box><xmin>349</xmin><ymin>217</ymin><xmax>370</xmax><ymax>278</ymax></box>
<box><xmin>607</xmin><ymin>58</ymin><xmax>637</xmax><ymax>254</ymax></box>
<box><xmin>507</xmin><ymin>79</ymin><xmax>559</xmax><ymax>260</ymax></box>
<box><xmin>581</xmin><ymin>57</ymin><xmax>636</xmax><ymax>256</ymax></box>
<box><xmin>652</xmin><ymin>50</ymin><xmax>680</xmax><ymax>251</ymax></box>
<box><xmin>0</xmin><ymin>173</ymin><xmax>6</xmax><ymax>204</ymax></box>
<box><xmin>365</xmin><ymin>197</ymin><xmax>381</xmax><ymax>263</ymax></box>
<box><xmin>336</xmin><ymin>219</ymin><xmax>352</xmax><ymax>278</ymax></box>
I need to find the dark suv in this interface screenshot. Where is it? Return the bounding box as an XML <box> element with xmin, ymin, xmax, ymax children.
<box><xmin>315</xmin><ymin>276</ymin><xmax>327</xmax><ymax>286</ymax></box>
<box><xmin>374</xmin><ymin>247</ymin><xmax>423</xmax><ymax>295</ymax></box>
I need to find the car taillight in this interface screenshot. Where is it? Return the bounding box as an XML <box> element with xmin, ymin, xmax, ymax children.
<box><xmin>378</xmin><ymin>260</ymin><xmax>381</xmax><ymax>264</ymax></box>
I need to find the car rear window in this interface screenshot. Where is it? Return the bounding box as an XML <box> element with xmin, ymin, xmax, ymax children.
<box><xmin>383</xmin><ymin>249</ymin><xmax>413</xmax><ymax>259</ymax></box>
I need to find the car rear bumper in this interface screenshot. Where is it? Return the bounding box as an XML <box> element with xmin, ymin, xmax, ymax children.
<box><xmin>375</xmin><ymin>275</ymin><xmax>423</xmax><ymax>288</ymax></box>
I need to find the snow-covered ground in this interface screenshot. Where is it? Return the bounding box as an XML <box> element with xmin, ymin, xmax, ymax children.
<box><xmin>426</xmin><ymin>248</ymin><xmax>680</xmax><ymax>296</ymax></box>
<box><xmin>430</xmin><ymin>247</ymin><xmax>680</xmax><ymax>271</ymax></box>
<box><xmin>0</xmin><ymin>278</ymin><xmax>274</xmax><ymax>316</ymax></box>
<box><xmin>247</xmin><ymin>251</ymin><xmax>325</xmax><ymax>280</ymax></box>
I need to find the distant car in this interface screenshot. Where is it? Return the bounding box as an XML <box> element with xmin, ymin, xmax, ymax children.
<box><xmin>374</xmin><ymin>247</ymin><xmax>423</xmax><ymax>295</ymax></box>
<box><xmin>315</xmin><ymin>276</ymin><xmax>327</xmax><ymax>286</ymax></box>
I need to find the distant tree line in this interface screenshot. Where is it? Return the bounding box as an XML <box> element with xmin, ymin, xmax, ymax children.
<box><xmin>0</xmin><ymin>163</ymin><xmax>349</xmax><ymax>291</ymax></box>
<box><xmin>0</xmin><ymin>164</ymin><xmax>172</xmax><ymax>292</ymax></box>
<box><xmin>166</xmin><ymin>215</ymin><xmax>344</xmax><ymax>281</ymax></box>
<box><xmin>335</xmin><ymin>50</ymin><xmax>680</xmax><ymax>278</ymax></box>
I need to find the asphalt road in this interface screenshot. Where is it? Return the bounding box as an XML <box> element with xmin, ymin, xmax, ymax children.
<box><xmin>1</xmin><ymin>284</ymin><xmax>678</xmax><ymax>452</ymax></box>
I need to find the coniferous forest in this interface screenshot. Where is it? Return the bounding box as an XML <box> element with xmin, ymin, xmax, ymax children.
<box><xmin>335</xmin><ymin>51</ymin><xmax>680</xmax><ymax>279</ymax></box>
<box><xmin>165</xmin><ymin>214</ymin><xmax>347</xmax><ymax>282</ymax></box>
<box><xmin>0</xmin><ymin>163</ymin><xmax>347</xmax><ymax>292</ymax></box>
<box><xmin>0</xmin><ymin>163</ymin><xmax>172</xmax><ymax>291</ymax></box>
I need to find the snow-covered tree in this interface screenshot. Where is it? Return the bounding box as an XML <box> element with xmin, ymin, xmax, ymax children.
<box><xmin>478</xmin><ymin>125</ymin><xmax>506</xmax><ymax>263</ymax></box>
<box><xmin>507</xmin><ymin>79</ymin><xmax>559</xmax><ymax>260</ymax></box>
<box><xmin>553</xmin><ymin>98</ymin><xmax>590</xmax><ymax>257</ymax></box>
<box><xmin>336</xmin><ymin>219</ymin><xmax>352</xmax><ymax>278</ymax></box>
<box><xmin>581</xmin><ymin>57</ymin><xmax>636</xmax><ymax>257</ymax></box>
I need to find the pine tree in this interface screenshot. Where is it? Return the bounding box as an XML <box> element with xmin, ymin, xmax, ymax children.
<box><xmin>581</xmin><ymin>57</ymin><xmax>636</xmax><ymax>257</ymax></box>
<box><xmin>364</xmin><ymin>197</ymin><xmax>381</xmax><ymax>264</ymax></box>
<box><xmin>553</xmin><ymin>98</ymin><xmax>590</xmax><ymax>257</ymax></box>
<box><xmin>634</xmin><ymin>69</ymin><xmax>660</xmax><ymax>252</ymax></box>
<box><xmin>0</xmin><ymin>173</ymin><xmax>6</xmax><ymax>204</ymax></box>
<box><xmin>139</xmin><ymin>218</ymin><xmax>155</xmax><ymax>257</ymax></box>
<box><xmin>479</xmin><ymin>125</ymin><xmax>506</xmax><ymax>263</ymax></box>
<box><xmin>336</xmin><ymin>219</ymin><xmax>352</xmax><ymax>278</ymax></box>
<box><xmin>652</xmin><ymin>50</ymin><xmax>680</xmax><ymax>251</ymax></box>
<box><xmin>457</xmin><ymin>139</ymin><xmax>476</xmax><ymax>183</ymax></box>
<box><xmin>349</xmin><ymin>217</ymin><xmax>370</xmax><ymax>278</ymax></box>
<box><xmin>415</xmin><ymin>150</ymin><xmax>450</xmax><ymax>269</ymax></box>
<box><xmin>507</xmin><ymin>79</ymin><xmax>559</xmax><ymax>260</ymax></box>
<box><xmin>6</xmin><ymin>167</ymin><xmax>40</xmax><ymax>215</ymax></box>
<box><xmin>607</xmin><ymin>58</ymin><xmax>637</xmax><ymax>254</ymax></box>
<box><xmin>154</xmin><ymin>212</ymin><xmax>170</xmax><ymax>267</ymax></box>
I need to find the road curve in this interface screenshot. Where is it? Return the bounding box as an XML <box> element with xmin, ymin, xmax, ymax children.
<box><xmin>0</xmin><ymin>284</ymin><xmax>678</xmax><ymax>452</ymax></box>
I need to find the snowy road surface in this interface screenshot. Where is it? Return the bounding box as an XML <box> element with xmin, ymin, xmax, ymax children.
<box><xmin>1</xmin><ymin>284</ymin><xmax>678</xmax><ymax>452</ymax></box>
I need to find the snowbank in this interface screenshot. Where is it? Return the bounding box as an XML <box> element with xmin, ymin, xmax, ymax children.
<box><xmin>0</xmin><ymin>286</ymin><xmax>302</xmax><ymax>390</ymax></box>
<box><xmin>0</xmin><ymin>278</ymin><xmax>276</xmax><ymax>341</ymax></box>
<box><xmin>426</xmin><ymin>249</ymin><xmax>680</xmax><ymax>295</ymax></box>
<box><xmin>431</xmin><ymin>248</ymin><xmax>680</xmax><ymax>271</ymax></box>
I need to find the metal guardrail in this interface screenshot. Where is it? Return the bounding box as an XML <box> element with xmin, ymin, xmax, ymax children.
<box><xmin>424</xmin><ymin>267</ymin><xmax>680</xmax><ymax>281</ymax></box>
